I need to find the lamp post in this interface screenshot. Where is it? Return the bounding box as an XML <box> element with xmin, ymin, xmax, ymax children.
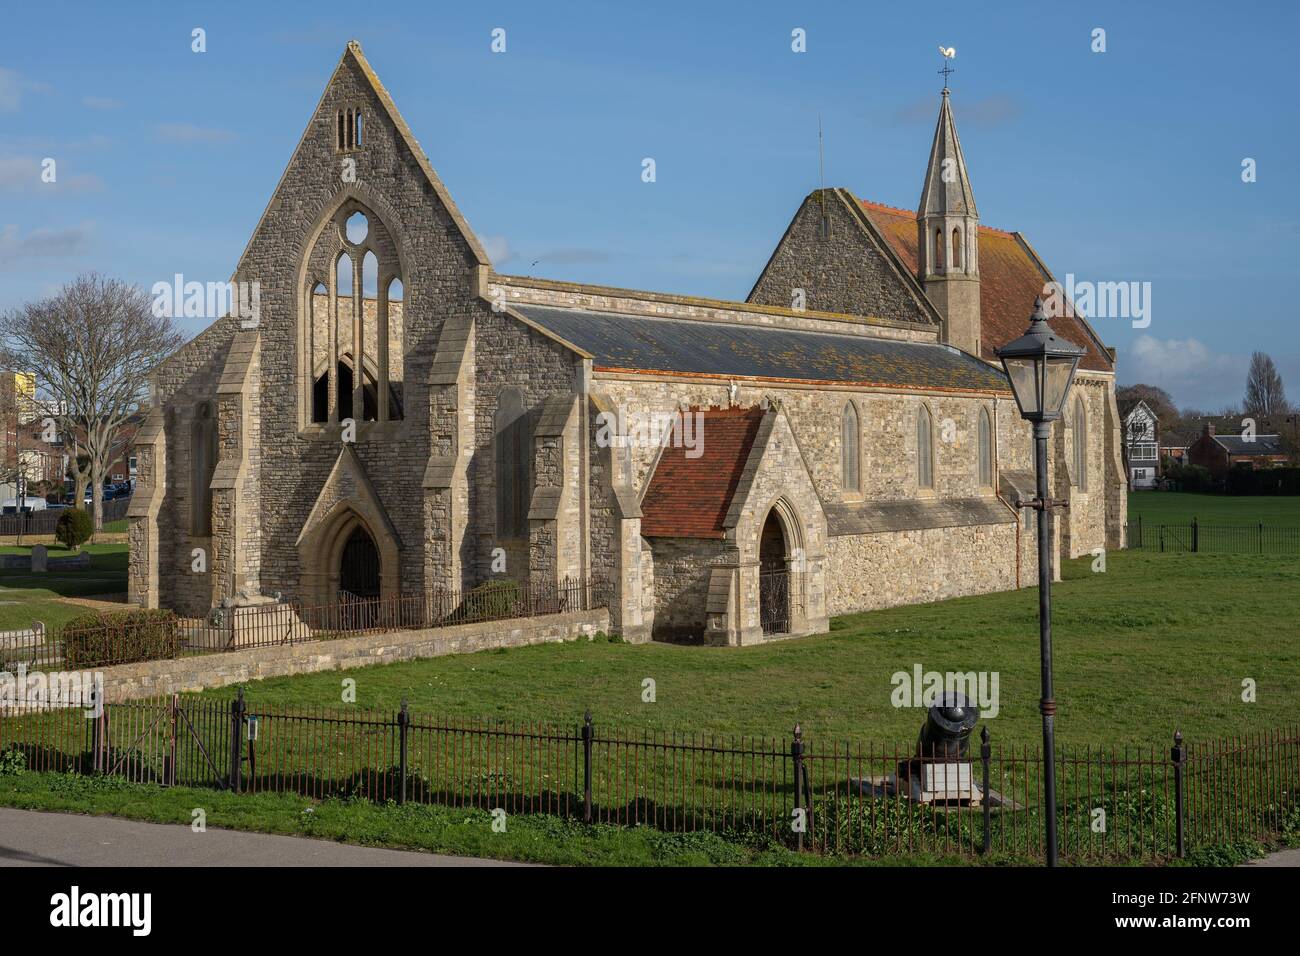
<box><xmin>996</xmin><ymin>296</ymin><xmax>1085</xmax><ymax>868</ymax></box>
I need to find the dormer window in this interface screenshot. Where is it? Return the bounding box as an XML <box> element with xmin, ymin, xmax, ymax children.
<box><xmin>336</xmin><ymin>107</ymin><xmax>362</xmax><ymax>151</ymax></box>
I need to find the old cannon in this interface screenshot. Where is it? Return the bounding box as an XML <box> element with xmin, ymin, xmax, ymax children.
<box><xmin>897</xmin><ymin>690</ymin><xmax>980</xmax><ymax>802</ymax></box>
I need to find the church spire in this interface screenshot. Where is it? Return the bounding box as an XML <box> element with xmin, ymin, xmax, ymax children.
<box><xmin>917</xmin><ymin>85</ymin><xmax>981</xmax><ymax>356</ymax></box>
<box><xmin>918</xmin><ymin>89</ymin><xmax>978</xmax><ymax>222</ymax></box>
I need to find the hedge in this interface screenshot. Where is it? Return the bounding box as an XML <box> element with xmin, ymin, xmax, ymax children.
<box><xmin>61</xmin><ymin>609</ymin><xmax>182</xmax><ymax>669</ymax></box>
<box><xmin>1225</xmin><ymin>465</ymin><xmax>1300</xmax><ymax>496</ymax></box>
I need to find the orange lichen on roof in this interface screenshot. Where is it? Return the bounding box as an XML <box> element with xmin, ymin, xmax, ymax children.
<box><xmin>857</xmin><ymin>198</ymin><xmax>1112</xmax><ymax>372</ymax></box>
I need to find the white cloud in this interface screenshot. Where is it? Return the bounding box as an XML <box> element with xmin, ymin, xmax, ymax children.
<box><xmin>154</xmin><ymin>123</ymin><xmax>237</xmax><ymax>144</ymax></box>
<box><xmin>0</xmin><ymin>222</ymin><xmax>94</xmax><ymax>264</ymax></box>
<box><xmin>1127</xmin><ymin>334</ymin><xmax>1247</xmax><ymax>406</ymax></box>
<box><xmin>480</xmin><ymin>235</ymin><xmax>511</xmax><ymax>264</ymax></box>
<box><xmin>0</xmin><ymin>69</ymin><xmax>20</xmax><ymax>111</ymax></box>
<box><xmin>0</xmin><ymin>68</ymin><xmax>49</xmax><ymax>112</ymax></box>
<box><xmin>0</xmin><ymin>156</ymin><xmax>103</xmax><ymax>194</ymax></box>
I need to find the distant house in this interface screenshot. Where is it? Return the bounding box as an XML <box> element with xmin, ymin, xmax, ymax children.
<box><xmin>1188</xmin><ymin>422</ymin><xmax>1292</xmax><ymax>474</ymax></box>
<box><xmin>1119</xmin><ymin>399</ymin><xmax>1160</xmax><ymax>489</ymax></box>
<box><xmin>1160</xmin><ymin>428</ymin><xmax>1192</xmax><ymax>467</ymax></box>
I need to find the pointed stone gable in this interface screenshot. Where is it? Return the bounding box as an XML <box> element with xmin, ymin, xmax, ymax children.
<box><xmin>235</xmin><ymin>41</ymin><xmax>488</xmax><ymax>283</ymax></box>
<box><xmin>296</xmin><ymin>444</ymin><xmax>402</xmax><ymax>551</ymax></box>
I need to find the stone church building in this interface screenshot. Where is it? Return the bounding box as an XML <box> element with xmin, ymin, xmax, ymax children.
<box><xmin>128</xmin><ymin>42</ymin><xmax>1126</xmax><ymax>644</ymax></box>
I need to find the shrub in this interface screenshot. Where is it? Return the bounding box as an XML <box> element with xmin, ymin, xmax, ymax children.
<box><xmin>61</xmin><ymin>609</ymin><xmax>181</xmax><ymax>669</ymax></box>
<box><xmin>1161</xmin><ymin>461</ymin><xmax>1216</xmax><ymax>493</ymax></box>
<box><xmin>55</xmin><ymin>508</ymin><xmax>94</xmax><ymax>550</ymax></box>
<box><xmin>443</xmin><ymin>579</ymin><xmax>524</xmax><ymax>624</ymax></box>
<box><xmin>0</xmin><ymin>748</ymin><xmax>25</xmax><ymax>776</ymax></box>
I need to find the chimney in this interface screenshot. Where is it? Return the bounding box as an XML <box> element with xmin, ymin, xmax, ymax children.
<box><xmin>1204</xmin><ymin>422</ymin><xmax>1215</xmax><ymax>437</ymax></box>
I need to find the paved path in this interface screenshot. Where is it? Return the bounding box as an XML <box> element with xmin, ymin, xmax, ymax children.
<box><xmin>1242</xmin><ymin>847</ymin><xmax>1300</xmax><ymax>867</ymax></box>
<box><xmin>0</xmin><ymin>808</ymin><xmax>524</xmax><ymax>867</ymax></box>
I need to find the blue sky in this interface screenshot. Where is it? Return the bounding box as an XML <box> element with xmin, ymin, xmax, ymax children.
<box><xmin>2</xmin><ymin>0</ymin><xmax>1296</xmax><ymax>410</ymax></box>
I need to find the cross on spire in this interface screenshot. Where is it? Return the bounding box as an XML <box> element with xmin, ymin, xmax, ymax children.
<box><xmin>937</xmin><ymin>46</ymin><xmax>956</xmax><ymax>90</ymax></box>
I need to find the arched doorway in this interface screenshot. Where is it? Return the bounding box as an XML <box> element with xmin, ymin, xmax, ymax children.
<box><xmin>758</xmin><ymin>509</ymin><xmax>789</xmax><ymax>635</ymax></box>
<box><xmin>339</xmin><ymin>524</ymin><xmax>381</xmax><ymax>599</ymax></box>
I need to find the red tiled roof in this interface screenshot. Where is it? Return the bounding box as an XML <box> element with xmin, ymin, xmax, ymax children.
<box><xmin>857</xmin><ymin>199</ymin><xmax>1113</xmax><ymax>372</ymax></box>
<box><xmin>640</xmin><ymin>406</ymin><xmax>765</xmax><ymax>539</ymax></box>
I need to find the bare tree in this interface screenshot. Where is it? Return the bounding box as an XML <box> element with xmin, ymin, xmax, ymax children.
<box><xmin>0</xmin><ymin>274</ymin><xmax>186</xmax><ymax>530</ymax></box>
<box><xmin>1245</xmin><ymin>351</ymin><xmax>1289</xmax><ymax>418</ymax></box>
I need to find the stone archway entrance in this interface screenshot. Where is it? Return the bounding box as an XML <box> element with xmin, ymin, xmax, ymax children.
<box><xmin>758</xmin><ymin>509</ymin><xmax>790</xmax><ymax>635</ymax></box>
<box><xmin>339</xmin><ymin>525</ymin><xmax>381</xmax><ymax>599</ymax></box>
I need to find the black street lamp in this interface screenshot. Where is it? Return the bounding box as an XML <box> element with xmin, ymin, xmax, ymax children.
<box><xmin>996</xmin><ymin>296</ymin><xmax>1085</xmax><ymax>868</ymax></box>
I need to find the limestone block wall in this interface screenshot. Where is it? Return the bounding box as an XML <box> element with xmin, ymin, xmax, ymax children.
<box><xmin>471</xmin><ymin>310</ymin><xmax>581</xmax><ymax>584</ymax></box>
<box><xmin>90</xmin><ymin>608</ymin><xmax>609</xmax><ymax>703</ymax></box>
<box><xmin>1058</xmin><ymin>377</ymin><xmax>1117</xmax><ymax>560</ymax></box>
<box><xmin>594</xmin><ymin>376</ymin><xmax>1032</xmax><ymax>507</ymax></box>
<box><xmin>825</xmin><ymin>521</ymin><xmax>1021</xmax><ymax>615</ymax></box>
<box><xmin>199</xmin><ymin>51</ymin><xmax>487</xmax><ymax>607</ymax></box>
<box><xmin>647</xmin><ymin>536</ymin><xmax>728</xmax><ymax>642</ymax></box>
<box><xmin>143</xmin><ymin>317</ymin><xmax>241</xmax><ymax>617</ymax></box>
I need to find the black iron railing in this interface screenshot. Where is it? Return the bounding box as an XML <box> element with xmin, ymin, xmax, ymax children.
<box><xmin>2</xmin><ymin>696</ymin><xmax>1296</xmax><ymax>863</ymax></box>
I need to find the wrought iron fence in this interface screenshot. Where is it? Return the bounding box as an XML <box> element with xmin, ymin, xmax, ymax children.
<box><xmin>1128</xmin><ymin>515</ymin><xmax>1300</xmax><ymax>554</ymax></box>
<box><xmin>2</xmin><ymin>694</ymin><xmax>1295</xmax><ymax>863</ymax></box>
<box><xmin>0</xmin><ymin>576</ymin><xmax>609</xmax><ymax>671</ymax></box>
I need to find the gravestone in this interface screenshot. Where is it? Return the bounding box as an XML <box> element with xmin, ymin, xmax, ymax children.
<box><xmin>30</xmin><ymin>544</ymin><xmax>48</xmax><ymax>574</ymax></box>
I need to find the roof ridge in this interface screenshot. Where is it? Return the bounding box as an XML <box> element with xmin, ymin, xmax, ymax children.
<box><xmin>495</xmin><ymin>272</ymin><xmax>930</xmax><ymax>332</ymax></box>
<box><xmin>855</xmin><ymin>194</ymin><xmax>1018</xmax><ymax>239</ymax></box>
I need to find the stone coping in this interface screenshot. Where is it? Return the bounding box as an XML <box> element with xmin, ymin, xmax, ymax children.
<box><xmin>92</xmin><ymin>608</ymin><xmax>611</xmax><ymax>703</ymax></box>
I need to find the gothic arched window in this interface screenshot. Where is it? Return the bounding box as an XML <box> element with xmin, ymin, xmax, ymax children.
<box><xmin>978</xmin><ymin>407</ymin><xmax>993</xmax><ymax>489</ymax></box>
<box><xmin>841</xmin><ymin>402</ymin><xmax>860</xmax><ymax>493</ymax></box>
<box><xmin>495</xmin><ymin>388</ymin><xmax>532</xmax><ymax>539</ymax></box>
<box><xmin>917</xmin><ymin>405</ymin><xmax>935</xmax><ymax>490</ymax></box>
<box><xmin>303</xmin><ymin>200</ymin><xmax>404</xmax><ymax>428</ymax></box>
<box><xmin>1073</xmin><ymin>399</ymin><xmax>1088</xmax><ymax>490</ymax></box>
<box><xmin>934</xmin><ymin>229</ymin><xmax>945</xmax><ymax>271</ymax></box>
<box><xmin>951</xmin><ymin>227</ymin><xmax>962</xmax><ymax>269</ymax></box>
<box><xmin>190</xmin><ymin>402</ymin><xmax>216</xmax><ymax>536</ymax></box>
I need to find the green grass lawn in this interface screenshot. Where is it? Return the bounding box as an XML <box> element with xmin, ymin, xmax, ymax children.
<box><xmin>193</xmin><ymin>549</ymin><xmax>1300</xmax><ymax>753</ymax></box>
<box><xmin>1128</xmin><ymin>490</ymin><xmax>1300</xmax><ymax>526</ymax></box>
<box><xmin>0</xmin><ymin>771</ymin><xmax>1001</xmax><ymax>867</ymax></box>
<box><xmin>0</xmin><ymin>543</ymin><xmax>128</xmax><ymax>632</ymax></box>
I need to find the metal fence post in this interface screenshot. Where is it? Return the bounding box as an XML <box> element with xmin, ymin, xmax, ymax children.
<box><xmin>397</xmin><ymin>698</ymin><xmax>409</xmax><ymax>805</ymax></box>
<box><xmin>229</xmin><ymin>688</ymin><xmax>245</xmax><ymax>794</ymax></box>
<box><xmin>581</xmin><ymin>709</ymin><xmax>593</xmax><ymax>824</ymax></box>
<box><xmin>1192</xmin><ymin>517</ymin><xmax>1199</xmax><ymax>553</ymax></box>
<box><xmin>91</xmin><ymin>707</ymin><xmax>105</xmax><ymax>774</ymax></box>
<box><xmin>981</xmin><ymin>725</ymin><xmax>992</xmax><ymax>855</ymax></box>
<box><xmin>792</xmin><ymin>723</ymin><xmax>805</xmax><ymax>852</ymax></box>
<box><xmin>1172</xmin><ymin>730</ymin><xmax>1186</xmax><ymax>859</ymax></box>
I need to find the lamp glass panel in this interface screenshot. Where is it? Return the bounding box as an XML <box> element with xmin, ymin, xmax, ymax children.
<box><xmin>1002</xmin><ymin>355</ymin><xmax>1042</xmax><ymax>417</ymax></box>
<box><xmin>1043</xmin><ymin>358</ymin><xmax>1078</xmax><ymax>417</ymax></box>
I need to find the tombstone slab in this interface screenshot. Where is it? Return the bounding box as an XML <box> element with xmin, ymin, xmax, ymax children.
<box><xmin>30</xmin><ymin>544</ymin><xmax>48</xmax><ymax>573</ymax></box>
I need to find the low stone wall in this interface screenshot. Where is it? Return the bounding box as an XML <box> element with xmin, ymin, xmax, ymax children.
<box><xmin>93</xmin><ymin>608</ymin><xmax>609</xmax><ymax>702</ymax></box>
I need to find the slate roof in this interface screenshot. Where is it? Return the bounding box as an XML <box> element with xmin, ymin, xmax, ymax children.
<box><xmin>825</xmin><ymin>496</ymin><xmax>1013</xmax><ymax>536</ymax></box>
<box><xmin>512</xmin><ymin>304</ymin><xmax>1008</xmax><ymax>393</ymax></box>
<box><xmin>640</xmin><ymin>406</ymin><xmax>765</xmax><ymax>539</ymax></box>
<box><xmin>1213</xmin><ymin>434</ymin><xmax>1289</xmax><ymax>456</ymax></box>
<box><xmin>855</xmin><ymin>198</ymin><xmax>1114</xmax><ymax>373</ymax></box>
